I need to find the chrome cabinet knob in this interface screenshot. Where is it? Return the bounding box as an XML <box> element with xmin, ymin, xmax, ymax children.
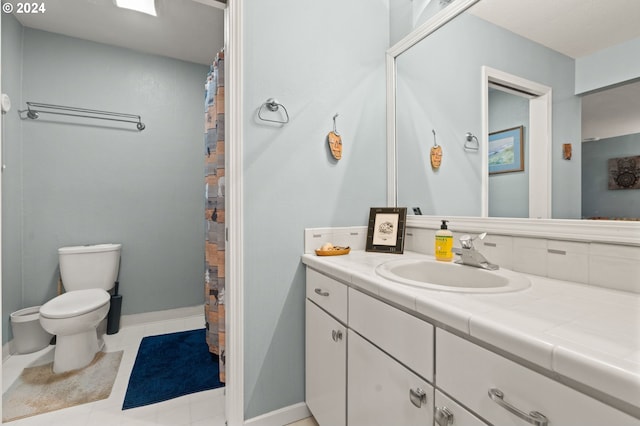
<box><xmin>435</xmin><ymin>406</ymin><xmax>454</xmax><ymax>426</ymax></box>
<box><xmin>409</xmin><ymin>387</ymin><xmax>427</xmax><ymax>408</ymax></box>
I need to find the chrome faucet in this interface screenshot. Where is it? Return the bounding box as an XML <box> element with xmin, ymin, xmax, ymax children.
<box><xmin>452</xmin><ymin>233</ymin><xmax>499</xmax><ymax>270</ymax></box>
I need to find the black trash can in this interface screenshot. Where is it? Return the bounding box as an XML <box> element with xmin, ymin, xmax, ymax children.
<box><xmin>107</xmin><ymin>281</ymin><xmax>122</xmax><ymax>335</ymax></box>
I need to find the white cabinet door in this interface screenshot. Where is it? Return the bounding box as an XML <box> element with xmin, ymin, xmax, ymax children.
<box><xmin>348</xmin><ymin>331</ymin><xmax>434</xmax><ymax>426</ymax></box>
<box><xmin>305</xmin><ymin>299</ymin><xmax>346</xmax><ymax>426</ymax></box>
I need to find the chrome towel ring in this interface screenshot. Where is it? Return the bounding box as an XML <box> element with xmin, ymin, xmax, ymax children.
<box><xmin>258</xmin><ymin>98</ymin><xmax>289</xmax><ymax>124</ymax></box>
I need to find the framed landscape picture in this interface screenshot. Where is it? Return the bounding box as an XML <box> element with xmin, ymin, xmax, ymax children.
<box><xmin>489</xmin><ymin>126</ymin><xmax>524</xmax><ymax>175</ymax></box>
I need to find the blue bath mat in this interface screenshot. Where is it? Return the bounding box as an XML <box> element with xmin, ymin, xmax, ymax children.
<box><xmin>122</xmin><ymin>328</ymin><xmax>224</xmax><ymax>409</ymax></box>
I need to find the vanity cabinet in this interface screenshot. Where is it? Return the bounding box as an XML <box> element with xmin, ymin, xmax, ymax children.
<box><xmin>348</xmin><ymin>330</ymin><xmax>434</xmax><ymax>426</ymax></box>
<box><xmin>436</xmin><ymin>328</ymin><xmax>639</xmax><ymax>426</ymax></box>
<box><xmin>305</xmin><ymin>265</ymin><xmax>639</xmax><ymax>426</ymax></box>
<box><xmin>307</xmin><ymin>268</ymin><xmax>435</xmax><ymax>426</ymax></box>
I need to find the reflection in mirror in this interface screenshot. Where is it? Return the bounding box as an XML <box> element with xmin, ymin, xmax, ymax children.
<box><xmin>395</xmin><ymin>28</ymin><xmax>483</xmax><ymax>217</ymax></box>
<box><xmin>581</xmin><ymin>80</ymin><xmax>640</xmax><ymax>220</ymax></box>
<box><xmin>482</xmin><ymin>67</ymin><xmax>552</xmax><ymax>219</ymax></box>
<box><xmin>392</xmin><ymin>0</ymin><xmax>640</xmax><ymax>221</ymax></box>
<box><xmin>488</xmin><ymin>87</ymin><xmax>529</xmax><ymax>217</ymax></box>
<box><xmin>395</xmin><ymin>2</ymin><xmax>568</xmax><ymax>218</ymax></box>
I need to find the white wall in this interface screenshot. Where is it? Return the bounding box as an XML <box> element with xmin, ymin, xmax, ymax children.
<box><xmin>242</xmin><ymin>0</ymin><xmax>389</xmax><ymax>419</ymax></box>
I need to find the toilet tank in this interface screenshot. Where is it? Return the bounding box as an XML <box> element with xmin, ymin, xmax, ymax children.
<box><xmin>58</xmin><ymin>243</ymin><xmax>122</xmax><ymax>291</ymax></box>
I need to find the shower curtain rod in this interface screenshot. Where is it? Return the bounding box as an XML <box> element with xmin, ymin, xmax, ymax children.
<box><xmin>20</xmin><ymin>102</ymin><xmax>146</xmax><ymax>130</ymax></box>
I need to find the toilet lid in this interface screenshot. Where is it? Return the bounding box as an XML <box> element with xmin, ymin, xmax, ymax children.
<box><xmin>40</xmin><ymin>289</ymin><xmax>110</xmax><ymax>319</ymax></box>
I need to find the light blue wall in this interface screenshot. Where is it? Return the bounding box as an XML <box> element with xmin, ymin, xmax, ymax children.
<box><xmin>2</xmin><ymin>25</ymin><xmax>209</xmax><ymax>342</ymax></box>
<box><xmin>1</xmin><ymin>13</ymin><xmax>25</xmax><ymax>344</ymax></box>
<box><xmin>576</xmin><ymin>37</ymin><xmax>640</xmax><ymax>94</ymax></box>
<box><xmin>390</xmin><ymin>0</ymin><xmax>412</xmax><ymax>46</ymax></box>
<box><xmin>396</xmin><ymin>12</ymin><xmax>580</xmax><ymax>218</ymax></box>
<box><xmin>488</xmin><ymin>89</ymin><xmax>529</xmax><ymax>218</ymax></box>
<box><xmin>243</xmin><ymin>0</ymin><xmax>389</xmax><ymax>419</ymax></box>
<box><xmin>389</xmin><ymin>0</ymin><xmax>458</xmax><ymax>46</ymax></box>
<box><xmin>582</xmin><ymin>134</ymin><xmax>640</xmax><ymax>219</ymax></box>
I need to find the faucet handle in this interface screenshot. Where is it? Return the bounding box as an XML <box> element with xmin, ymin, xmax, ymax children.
<box><xmin>460</xmin><ymin>235</ymin><xmax>474</xmax><ymax>249</ymax></box>
<box><xmin>460</xmin><ymin>232</ymin><xmax>487</xmax><ymax>249</ymax></box>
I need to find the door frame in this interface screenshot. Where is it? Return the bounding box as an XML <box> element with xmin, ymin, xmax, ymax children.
<box><xmin>481</xmin><ymin>66</ymin><xmax>552</xmax><ymax>218</ymax></box>
<box><xmin>226</xmin><ymin>0</ymin><xmax>245</xmax><ymax>424</ymax></box>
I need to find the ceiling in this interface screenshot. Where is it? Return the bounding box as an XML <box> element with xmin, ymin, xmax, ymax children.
<box><xmin>469</xmin><ymin>0</ymin><xmax>640</xmax><ymax>59</ymax></box>
<box><xmin>11</xmin><ymin>0</ymin><xmax>225</xmax><ymax>65</ymax></box>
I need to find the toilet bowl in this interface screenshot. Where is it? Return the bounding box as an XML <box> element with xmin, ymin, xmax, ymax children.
<box><xmin>39</xmin><ymin>243</ymin><xmax>121</xmax><ymax>373</ymax></box>
<box><xmin>40</xmin><ymin>289</ymin><xmax>111</xmax><ymax>373</ymax></box>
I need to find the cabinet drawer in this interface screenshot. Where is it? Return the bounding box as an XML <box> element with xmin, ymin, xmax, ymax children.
<box><xmin>348</xmin><ymin>331</ymin><xmax>434</xmax><ymax>426</ymax></box>
<box><xmin>436</xmin><ymin>329</ymin><xmax>639</xmax><ymax>426</ymax></box>
<box><xmin>306</xmin><ymin>268</ymin><xmax>348</xmax><ymax>323</ymax></box>
<box><xmin>349</xmin><ymin>288</ymin><xmax>434</xmax><ymax>382</ymax></box>
<box><xmin>435</xmin><ymin>390</ymin><xmax>488</xmax><ymax>426</ymax></box>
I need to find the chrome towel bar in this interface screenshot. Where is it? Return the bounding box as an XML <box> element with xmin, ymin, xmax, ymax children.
<box><xmin>19</xmin><ymin>102</ymin><xmax>145</xmax><ymax>130</ymax></box>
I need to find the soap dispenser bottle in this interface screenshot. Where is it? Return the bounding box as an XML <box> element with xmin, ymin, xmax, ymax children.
<box><xmin>435</xmin><ymin>220</ymin><xmax>453</xmax><ymax>262</ymax></box>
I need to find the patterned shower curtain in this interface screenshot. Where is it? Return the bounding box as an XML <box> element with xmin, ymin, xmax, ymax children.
<box><xmin>204</xmin><ymin>49</ymin><xmax>226</xmax><ymax>383</ymax></box>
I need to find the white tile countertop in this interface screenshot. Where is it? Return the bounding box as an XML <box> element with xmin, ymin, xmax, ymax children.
<box><xmin>301</xmin><ymin>250</ymin><xmax>640</xmax><ymax>415</ymax></box>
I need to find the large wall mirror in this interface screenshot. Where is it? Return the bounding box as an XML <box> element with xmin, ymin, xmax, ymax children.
<box><xmin>387</xmin><ymin>0</ymin><xmax>640</xmax><ymax>242</ymax></box>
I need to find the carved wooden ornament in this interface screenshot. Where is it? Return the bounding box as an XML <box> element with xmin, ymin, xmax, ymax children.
<box><xmin>328</xmin><ymin>131</ymin><xmax>342</xmax><ymax>160</ymax></box>
<box><xmin>430</xmin><ymin>145</ymin><xmax>442</xmax><ymax>169</ymax></box>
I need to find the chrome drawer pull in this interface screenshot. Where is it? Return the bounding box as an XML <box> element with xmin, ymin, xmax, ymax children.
<box><xmin>331</xmin><ymin>330</ymin><xmax>343</xmax><ymax>342</ymax></box>
<box><xmin>409</xmin><ymin>387</ymin><xmax>427</xmax><ymax>408</ymax></box>
<box><xmin>314</xmin><ymin>288</ymin><xmax>330</xmax><ymax>297</ymax></box>
<box><xmin>435</xmin><ymin>406</ymin><xmax>454</xmax><ymax>426</ymax></box>
<box><xmin>488</xmin><ymin>388</ymin><xmax>549</xmax><ymax>426</ymax></box>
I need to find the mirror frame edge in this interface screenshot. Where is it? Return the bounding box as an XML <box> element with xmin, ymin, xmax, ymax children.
<box><xmin>386</xmin><ymin>0</ymin><xmax>640</xmax><ymax>246</ymax></box>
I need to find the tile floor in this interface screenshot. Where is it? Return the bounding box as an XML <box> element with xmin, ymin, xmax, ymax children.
<box><xmin>2</xmin><ymin>313</ymin><xmax>226</xmax><ymax>426</ymax></box>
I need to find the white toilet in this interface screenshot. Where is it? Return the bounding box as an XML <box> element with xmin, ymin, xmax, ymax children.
<box><xmin>39</xmin><ymin>243</ymin><xmax>121</xmax><ymax>373</ymax></box>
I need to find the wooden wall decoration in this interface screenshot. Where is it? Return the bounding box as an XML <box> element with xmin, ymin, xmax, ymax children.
<box><xmin>608</xmin><ymin>155</ymin><xmax>640</xmax><ymax>190</ymax></box>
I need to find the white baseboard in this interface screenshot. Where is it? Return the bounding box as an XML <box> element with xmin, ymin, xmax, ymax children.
<box><xmin>3</xmin><ymin>341</ymin><xmax>12</xmax><ymax>362</ymax></box>
<box><xmin>244</xmin><ymin>402</ymin><xmax>311</xmax><ymax>426</ymax></box>
<box><xmin>120</xmin><ymin>305</ymin><xmax>202</xmax><ymax>328</ymax></box>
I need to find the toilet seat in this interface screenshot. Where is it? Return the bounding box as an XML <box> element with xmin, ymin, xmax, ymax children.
<box><xmin>40</xmin><ymin>289</ymin><xmax>110</xmax><ymax>319</ymax></box>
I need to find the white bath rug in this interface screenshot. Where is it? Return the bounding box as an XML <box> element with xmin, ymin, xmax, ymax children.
<box><xmin>2</xmin><ymin>350</ymin><xmax>123</xmax><ymax>423</ymax></box>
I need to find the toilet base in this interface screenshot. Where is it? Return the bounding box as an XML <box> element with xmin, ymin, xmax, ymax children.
<box><xmin>52</xmin><ymin>329</ymin><xmax>100</xmax><ymax>373</ymax></box>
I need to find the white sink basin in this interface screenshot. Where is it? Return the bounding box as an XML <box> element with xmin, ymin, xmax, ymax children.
<box><xmin>375</xmin><ymin>258</ymin><xmax>530</xmax><ymax>293</ymax></box>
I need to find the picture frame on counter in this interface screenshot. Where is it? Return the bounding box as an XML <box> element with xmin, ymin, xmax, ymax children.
<box><xmin>366</xmin><ymin>207</ymin><xmax>407</xmax><ymax>254</ymax></box>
